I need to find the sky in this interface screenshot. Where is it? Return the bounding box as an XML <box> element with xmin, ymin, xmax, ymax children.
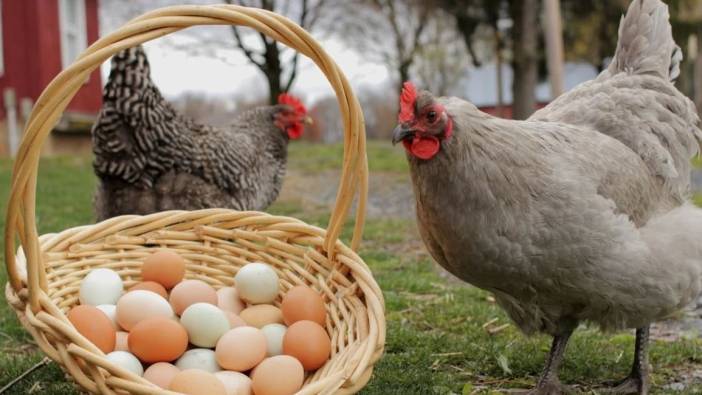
<box><xmin>99</xmin><ymin>25</ymin><xmax>392</xmax><ymax>105</ymax></box>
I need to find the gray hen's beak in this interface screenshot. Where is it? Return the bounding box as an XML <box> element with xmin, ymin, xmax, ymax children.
<box><xmin>392</xmin><ymin>125</ymin><xmax>413</xmax><ymax>145</ymax></box>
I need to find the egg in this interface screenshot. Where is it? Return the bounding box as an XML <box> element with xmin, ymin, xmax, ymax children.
<box><xmin>215</xmin><ymin>327</ymin><xmax>267</xmax><ymax>371</ymax></box>
<box><xmin>180</xmin><ymin>303</ymin><xmax>230</xmax><ymax>347</ymax></box>
<box><xmin>217</xmin><ymin>287</ymin><xmax>246</xmax><ymax>314</ymax></box>
<box><xmin>282</xmin><ymin>320</ymin><xmax>331</xmax><ymax>371</ymax></box>
<box><xmin>176</xmin><ymin>348</ymin><xmax>221</xmax><ymax>373</ymax></box>
<box><xmin>142</xmin><ymin>249</ymin><xmax>186</xmax><ymax>289</ymax></box>
<box><xmin>169</xmin><ymin>369</ymin><xmax>227</xmax><ymax>395</ymax></box>
<box><xmin>281</xmin><ymin>286</ymin><xmax>327</xmax><ymax>326</ymax></box>
<box><xmin>251</xmin><ymin>355</ymin><xmax>304</xmax><ymax>395</ymax></box>
<box><xmin>169</xmin><ymin>280</ymin><xmax>218</xmax><ymax>316</ymax></box>
<box><xmin>225</xmin><ymin>312</ymin><xmax>248</xmax><ymax>328</ymax></box>
<box><xmin>215</xmin><ymin>371</ymin><xmax>252</xmax><ymax>395</ymax></box>
<box><xmin>234</xmin><ymin>263</ymin><xmax>279</xmax><ymax>304</ymax></box>
<box><xmin>128</xmin><ymin>316</ymin><xmax>188</xmax><ymax>363</ymax></box>
<box><xmin>261</xmin><ymin>323</ymin><xmax>287</xmax><ymax>357</ymax></box>
<box><xmin>95</xmin><ymin>304</ymin><xmax>119</xmax><ymax>330</ymax></box>
<box><xmin>115</xmin><ymin>331</ymin><xmax>129</xmax><ymax>352</ymax></box>
<box><xmin>116</xmin><ymin>290</ymin><xmax>174</xmax><ymax>331</ymax></box>
<box><xmin>128</xmin><ymin>281</ymin><xmax>168</xmax><ymax>299</ymax></box>
<box><xmin>239</xmin><ymin>305</ymin><xmax>284</xmax><ymax>328</ymax></box>
<box><xmin>106</xmin><ymin>351</ymin><xmax>144</xmax><ymax>377</ymax></box>
<box><xmin>67</xmin><ymin>305</ymin><xmax>116</xmax><ymax>353</ymax></box>
<box><xmin>79</xmin><ymin>268</ymin><xmax>123</xmax><ymax>306</ymax></box>
<box><xmin>144</xmin><ymin>362</ymin><xmax>180</xmax><ymax>389</ymax></box>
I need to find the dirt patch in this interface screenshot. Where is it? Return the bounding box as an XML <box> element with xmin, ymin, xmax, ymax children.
<box><xmin>278</xmin><ymin>169</ymin><xmax>416</xmax><ymax>219</ymax></box>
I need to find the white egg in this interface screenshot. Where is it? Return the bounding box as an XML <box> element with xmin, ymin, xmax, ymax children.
<box><xmin>234</xmin><ymin>263</ymin><xmax>279</xmax><ymax>304</ymax></box>
<box><xmin>215</xmin><ymin>371</ymin><xmax>252</xmax><ymax>395</ymax></box>
<box><xmin>261</xmin><ymin>323</ymin><xmax>287</xmax><ymax>357</ymax></box>
<box><xmin>106</xmin><ymin>351</ymin><xmax>144</xmax><ymax>377</ymax></box>
<box><xmin>115</xmin><ymin>290</ymin><xmax>174</xmax><ymax>331</ymax></box>
<box><xmin>180</xmin><ymin>303</ymin><xmax>230</xmax><ymax>348</ymax></box>
<box><xmin>79</xmin><ymin>268</ymin><xmax>124</xmax><ymax>306</ymax></box>
<box><xmin>175</xmin><ymin>348</ymin><xmax>221</xmax><ymax>373</ymax></box>
<box><xmin>96</xmin><ymin>304</ymin><xmax>119</xmax><ymax>330</ymax></box>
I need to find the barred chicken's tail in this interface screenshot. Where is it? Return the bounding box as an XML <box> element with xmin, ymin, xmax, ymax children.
<box><xmin>103</xmin><ymin>45</ymin><xmax>153</xmax><ymax>100</ymax></box>
<box><xmin>607</xmin><ymin>0</ymin><xmax>681</xmax><ymax>81</ymax></box>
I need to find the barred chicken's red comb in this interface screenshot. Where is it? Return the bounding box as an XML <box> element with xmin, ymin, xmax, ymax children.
<box><xmin>278</xmin><ymin>93</ymin><xmax>307</xmax><ymax>116</ymax></box>
<box><xmin>399</xmin><ymin>81</ymin><xmax>417</xmax><ymax>123</ymax></box>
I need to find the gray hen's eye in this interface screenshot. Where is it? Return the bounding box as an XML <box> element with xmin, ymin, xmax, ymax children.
<box><xmin>427</xmin><ymin>111</ymin><xmax>437</xmax><ymax>122</ymax></box>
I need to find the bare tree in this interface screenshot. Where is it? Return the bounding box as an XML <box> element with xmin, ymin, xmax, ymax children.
<box><xmin>100</xmin><ymin>0</ymin><xmax>326</xmax><ymax>105</ymax></box>
<box><xmin>223</xmin><ymin>0</ymin><xmax>327</xmax><ymax>104</ymax></box>
<box><xmin>328</xmin><ymin>0</ymin><xmax>433</xmax><ymax>91</ymax></box>
<box><xmin>413</xmin><ymin>13</ymin><xmax>471</xmax><ymax>96</ymax></box>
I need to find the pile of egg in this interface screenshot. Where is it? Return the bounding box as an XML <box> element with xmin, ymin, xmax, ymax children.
<box><xmin>70</xmin><ymin>249</ymin><xmax>332</xmax><ymax>395</ymax></box>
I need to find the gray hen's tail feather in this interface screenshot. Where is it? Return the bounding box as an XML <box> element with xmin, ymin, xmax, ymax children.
<box><xmin>640</xmin><ymin>203</ymin><xmax>702</xmax><ymax>307</ymax></box>
<box><xmin>607</xmin><ymin>0</ymin><xmax>681</xmax><ymax>81</ymax></box>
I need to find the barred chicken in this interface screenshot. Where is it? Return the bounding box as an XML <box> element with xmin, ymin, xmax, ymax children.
<box><xmin>92</xmin><ymin>46</ymin><xmax>309</xmax><ymax>221</ymax></box>
<box><xmin>392</xmin><ymin>0</ymin><xmax>702</xmax><ymax>394</ymax></box>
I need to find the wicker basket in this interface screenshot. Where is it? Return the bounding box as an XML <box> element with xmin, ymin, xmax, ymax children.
<box><xmin>4</xmin><ymin>4</ymin><xmax>385</xmax><ymax>394</ymax></box>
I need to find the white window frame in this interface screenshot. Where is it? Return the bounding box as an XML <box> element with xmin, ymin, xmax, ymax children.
<box><xmin>58</xmin><ymin>0</ymin><xmax>87</xmax><ymax>70</ymax></box>
<box><xmin>0</xmin><ymin>0</ymin><xmax>5</xmax><ymax>77</ymax></box>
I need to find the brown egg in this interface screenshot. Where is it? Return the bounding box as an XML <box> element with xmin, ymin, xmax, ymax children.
<box><xmin>128</xmin><ymin>316</ymin><xmax>188</xmax><ymax>363</ymax></box>
<box><xmin>215</xmin><ymin>327</ymin><xmax>267</xmax><ymax>371</ymax></box>
<box><xmin>115</xmin><ymin>331</ymin><xmax>129</xmax><ymax>352</ymax></box>
<box><xmin>217</xmin><ymin>287</ymin><xmax>246</xmax><ymax>314</ymax></box>
<box><xmin>128</xmin><ymin>281</ymin><xmax>168</xmax><ymax>299</ymax></box>
<box><xmin>282</xmin><ymin>320</ymin><xmax>331</xmax><ymax>371</ymax></box>
<box><xmin>169</xmin><ymin>280</ymin><xmax>218</xmax><ymax>316</ymax></box>
<box><xmin>144</xmin><ymin>362</ymin><xmax>180</xmax><ymax>389</ymax></box>
<box><xmin>142</xmin><ymin>249</ymin><xmax>186</xmax><ymax>289</ymax></box>
<box><xmin>281</xmin><ymin>286</ymin><xmax>327</xmax><ymax>326</ymax></box>
<box><xmin>252</xmin><ymin>355</ymin><xmax>304</xmax><ymax>395</ymax></box>
<box><xmin>67</xmin><ymin>305</ymin><xmax>116</xmax><ymax>353</ymax></box>
<box><xmin>225</xmin><ymin>311</ymin><xmax>248</xmax><ymax>328</ymax></box>
<box><xmin>169</xmin><ymin>369</ymin><xmax>227</xmax><ymax>395</ymax></box>
<box><xmin>239</xmin><ymin>305</ymin><xmax>283</xmax><ymax>328</ymax></box>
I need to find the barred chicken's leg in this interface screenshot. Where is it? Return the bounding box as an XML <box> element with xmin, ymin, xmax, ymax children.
<box><xmin>528</xmin><ymin>330</ymin><xmax>573</xmax><ymax>395</ymax></box>
<box><xmin>605</xmin><ymin>326</ymin><xmax>650</xmax><ymax>395</ymax></box>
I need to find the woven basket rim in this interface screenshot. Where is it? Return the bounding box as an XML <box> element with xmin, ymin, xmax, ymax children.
<box><xmin>3</xmin><ymin>4</ymin><xmax>383</xmax><ymax>395</ymax></box>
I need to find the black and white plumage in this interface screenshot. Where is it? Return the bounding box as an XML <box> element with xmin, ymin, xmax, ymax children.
<box><xmin>92</xmin><ymin>46</ymin><xmax>309</xmax><ymax>221</ymax></box>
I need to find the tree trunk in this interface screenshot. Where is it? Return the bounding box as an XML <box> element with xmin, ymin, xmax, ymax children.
<box><xmin>496</xmin><ymin>30</ymin><xmax>505</xmax><ymax>118</ymax></box>
<box><xmin>398</xmin><ymin>60</ymin><xmax>412</xmax><ymax>92</ymax></box>
<box><xmin>264</xmin><ymin>42</ymin><xmax>282</xmax><ymax>105</ymax></box>
<box><xmin>695</xmin><ymin>29</ymin><xmax>702</xmax><ymax>115</ymax></box>
<box><xmin>543</xmin><ymin>0</ymin><xmax>564</xmax><ymax>98</ymax></box>
<box><xmin>510</xmin><ymin>0</ymin><xmax>539</xmax><ymax>120</ymax></box>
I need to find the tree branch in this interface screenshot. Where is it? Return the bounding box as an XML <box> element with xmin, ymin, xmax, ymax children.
<box><xmin>229</xmin><ymin>25</ymin><xmax>266</xmax><ymax>71</ymax></box>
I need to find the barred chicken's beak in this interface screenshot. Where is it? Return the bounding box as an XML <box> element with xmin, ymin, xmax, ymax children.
<box><xmin>392</xmin><ymin>125</ymin><xmax>413</xmax><ymax>145</ymax></box>
<box><xmin>304</xmin><ymin>116</ymin><xmax>313</xmax><ymax>125</ymax></box>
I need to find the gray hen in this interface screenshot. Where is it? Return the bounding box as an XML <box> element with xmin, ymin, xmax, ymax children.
<box><xmin>392</xmin><ymin>0</ymin><xmax>702</xmax><ymax>393</ymax></box>
<box><xmin>92</xmin><ymin>46</ymin><xmax>309</xmax><ymax>221</ymax></box>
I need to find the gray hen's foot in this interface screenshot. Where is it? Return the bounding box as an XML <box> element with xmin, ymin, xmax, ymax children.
<box><xmin>601</xmin><ymin>375</ymin><xmax>649</xmax><ymax>395</ymax></box>
<box><xmin>601</xmin><ymin>377</ymin><xmax>648</xmax><ymax>395</ymax></box>
<box><xmin>602</xmin><ymin>326</ymin><xmax>650</xmax><ymax>395</ymax></box>
<box><xmin>525</xmin><ymin>380</ymin><xmax>574</xmax><ymax>395</ymax></box>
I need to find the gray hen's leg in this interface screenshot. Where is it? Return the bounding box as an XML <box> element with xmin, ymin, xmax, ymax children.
<box><xmin>528</xmin><ymin>330</ymin><xmax>573</xmax><ymax>395</ymax></box>
<box><xmin>604</xmin><ymin>326</ymin><xmax>650</xmax><ymax>395</ymax></box>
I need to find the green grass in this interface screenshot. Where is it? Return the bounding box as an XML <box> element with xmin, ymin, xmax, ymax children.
<box><xmin>287</xmin><ymin>141</ymin><xmax>408</xmax><ymax>173</ymax></box>
<box><xmin>692</xmin><ymin>156</ymin><xmax>701</xmax><ymax>169</ymax></box>
<box><xmin>1</xmin><ymin>143</ymin><xmax>702</xmax><ymax>394</ymax></box>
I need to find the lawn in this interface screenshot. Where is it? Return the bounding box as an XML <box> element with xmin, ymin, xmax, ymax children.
<box><xmin>1</xmin><ymin>143</ymin><xmax>702</xmax><ymax>394</ymax></box>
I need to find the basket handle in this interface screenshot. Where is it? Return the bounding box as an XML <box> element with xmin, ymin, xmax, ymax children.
<box><xmin>4</xmin><ymin>4</ymin><xmax>368</xmax><ymax>312</ymax></box>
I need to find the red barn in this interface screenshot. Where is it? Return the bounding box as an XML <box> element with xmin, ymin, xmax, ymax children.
<box><xmin>0</xmin><ymin>0</ymin><xmax>102</xmax><ymax>156</ymax></box>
